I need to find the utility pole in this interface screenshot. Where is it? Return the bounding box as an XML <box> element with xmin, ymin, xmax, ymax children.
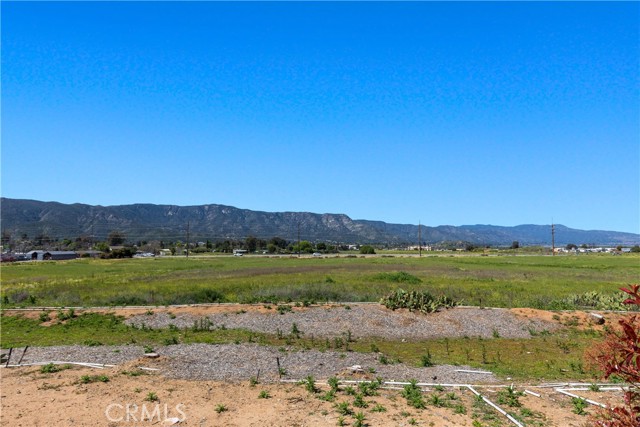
<box><xmin>418</xmin><ymin>221</ymin><xmax>422</xmax><ymax>257</ymax></box>
<box><xmin>186</xmin><ymin>221</ymin><xmax>190</xmax><ymax>258</ymax></box>
<box><xmin>551</xmin><ymin>222</ymin><xmax>555</xmax><ymax>256</ymax></box>
<box><xmin>297</xmin><ymin>221</ymin><xmax>301</xmax><ymax>258</ymax></box>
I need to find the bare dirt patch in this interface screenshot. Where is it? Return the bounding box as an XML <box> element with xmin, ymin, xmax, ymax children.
<box><xmin>1</xmin><ymin>363</ymin><xmax>622</xmax><ymax>426</ymax></box>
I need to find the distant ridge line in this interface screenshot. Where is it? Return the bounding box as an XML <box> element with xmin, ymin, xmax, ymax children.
<box><xmin>1</xmin><ymin>198</ymin><xmax>638</xmax><ymax>246</ymax></box>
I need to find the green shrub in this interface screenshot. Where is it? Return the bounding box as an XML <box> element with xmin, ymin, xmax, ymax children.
<box><xmin>380</xmin><ymin>289</ymin><xmax>458</xmax><ymax>313</ymax></box>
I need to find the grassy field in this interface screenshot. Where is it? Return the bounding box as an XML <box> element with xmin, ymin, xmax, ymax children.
<box><xmin>1</xmin><ymin>253</ymin><xmax>637</xmax><ymax>308</ymax></box>
<box><xmin>2</xmin><ymin>253</ymin><xmax>635</xmax><ymax>382</ymax></box>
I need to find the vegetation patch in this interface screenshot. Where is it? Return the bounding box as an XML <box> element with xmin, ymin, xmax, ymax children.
<box><xmin>372</xmin><ymin>271</ymin><xmax>422</xmax><ymax>284</ymax></box>
<box><xmin>380</xmin><ymin>289</ymin><xmax>458</xmax><ymax>313</ymax></box>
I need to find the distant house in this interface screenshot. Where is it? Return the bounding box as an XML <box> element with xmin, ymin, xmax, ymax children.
<box><xmin>26</xmin><ymin>250</ymin><xmax>78</xmax><ymax>261</ymax></box>
<box><xmin>159</xmin><ymin>249</ymin><xmax>172</xmax><ymax>256</ymax></box>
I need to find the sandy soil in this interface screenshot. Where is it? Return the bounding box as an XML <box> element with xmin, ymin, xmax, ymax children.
<box><xmin>1</xmin><ymin>360</ymin><xmax>624</xmax><ymax>426</ymax></box>
<box><xmin>1</xmin><ymin>305</ymin><xmax>628</xmax><ymax>426</ymax></box>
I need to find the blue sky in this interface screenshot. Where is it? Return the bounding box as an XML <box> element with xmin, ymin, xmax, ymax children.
<box><xmin>2</xmin><ymin>2</ymin><xmax>639</xmax><ymax>233</ymax></box>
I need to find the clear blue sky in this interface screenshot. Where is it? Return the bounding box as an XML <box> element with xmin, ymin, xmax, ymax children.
<box><xmin>2</xmin><ymin>2</ymin><xmax>639</xmax><ymax>233</ymax></box>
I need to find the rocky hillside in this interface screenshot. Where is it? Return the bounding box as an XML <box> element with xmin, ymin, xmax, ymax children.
<box><xmin>1</xmin><ymin>198</ymin><xmax>638</xmax><ymax>246</ymax></box>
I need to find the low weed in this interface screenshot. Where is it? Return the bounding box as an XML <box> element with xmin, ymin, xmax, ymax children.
<box><xmin>40</xmin><ymin>363</ymin><xmax>69</xmax><ymax>374</ymax></box>
<box><xmin>572</xmin><ymin>397</ymin><xmax>588</xmax><ymax>415</ymax></box>
<box><xmin>79</xmin><ymin>375</ymin><xmax>109</xmax><ymax>384</ymax></box>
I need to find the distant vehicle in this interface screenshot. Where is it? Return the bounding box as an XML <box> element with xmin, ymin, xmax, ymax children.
<box><xmin>312</xmin><ymin>252</ymin><xmax>322</xmax><ymax>257</ymax></box>
<box><xmin>1</xmin><ymin>254</ymin><xmax>16</xmax><ymax>263</ymax></box>
<box><xmin>234</xmin><ymin>252</ymin><xmax>244</xmax><ymax>257</ymax></box>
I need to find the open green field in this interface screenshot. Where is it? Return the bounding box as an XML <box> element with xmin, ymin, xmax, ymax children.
<box><xmin>2</xmin><ymin>253</ymin><xmax>636</xmax><ymax>382</ymax></box>
<box><xmin>1</xmin><ymin>254</ymin><xmax>638</xmax><ymax>308</ymax></box>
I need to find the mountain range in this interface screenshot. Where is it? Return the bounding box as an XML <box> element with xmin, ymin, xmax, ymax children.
<box><xmin>1</xmin><ymin>198</ymin><xmax>638</xmax><ymax>246</ymax></box>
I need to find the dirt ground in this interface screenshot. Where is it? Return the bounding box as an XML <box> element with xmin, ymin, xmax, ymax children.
<box><xmin>1</xmin><ymin>305</ymin><xmax>627</xmax><ymax>426</ymax></box>
<box><xmin>0</xmin><ymin>359</ymin><xmax>624</xmax><ymax>427</ymax></box>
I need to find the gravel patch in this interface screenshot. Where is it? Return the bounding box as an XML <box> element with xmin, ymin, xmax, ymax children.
<box><xmin>125</xmin><ymin>305</ymin><xmax>557</xmax><ymax>340</ymax></box>
<box><xmin>10</xmin><ymin>343</ymin><xmax>499</xmax><ymax>384</ymax></box>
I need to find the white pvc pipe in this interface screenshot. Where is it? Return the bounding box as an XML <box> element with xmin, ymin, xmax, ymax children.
<box><xmin>2</xmin><ymin>361</ymin><xmax>114</xmax><ymax>369</ymax></box>
<box><xmin>524</xmin><ymin>389</ymin><xmax>541</xmax><ymax>397</ymax></box>
<box><xmin>555</xmin><ymin>389</ymin><xmax>607</xmax><ymax>408</ymax></box>
<box><xmin>455</xmin><ymin>369</ymin><xmax>493</xmax><ymax>374</ymax></box>
<box><xmin>467</xmin><ymin>386</ymin><xmax>525</xmax><ymax>427</ymax></box>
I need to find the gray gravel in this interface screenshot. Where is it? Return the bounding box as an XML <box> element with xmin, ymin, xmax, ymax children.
<box><xmin>6</xmin><ymin>306</ymin><xmax>552</xmax><ymax>385</ymax></box>
<box><xmin>125</xmin><ymin>305</ymin><xmax>557</xmax><ymax>340</ymax></box>
<box><xmin>10</xmin><ymin>343</ymin><xmax>499</xmax><ymax>384</ymax></box>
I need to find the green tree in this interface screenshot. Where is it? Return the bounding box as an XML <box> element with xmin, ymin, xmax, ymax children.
<box><xmin>359</xmin><ymin>245</ymin><xmax>376</xmax><ymax>254</ymax></box>
<box><xmin>566</xmin><ymin>243</ymin><xmax>578</xmax><ymax>250</ymax></box>
<box><xmin>245</xmin><ymin>236</ymin><xmax>258</xmax><ymax>253</ymax></box>
<box><xmin>94</xmin><ymin>241</ymin><xmax>110</xmax><ymax>253</ymax></box>
<box><xmin>511</xmin><ymin>241</ymin><xmax>520</xmax><ymax>249</ymax></box>
<box><xmin>107</xmin><ymin>231</ymin><xmax>126</xmax><ymax>246</ymax></box>
<box><xmin>269</xmin><ymin>237</ymin><xmax>288</xmax><ymax>249</ymax></box>
<box><xmin>631</xmin><ymin>245</ymin><xmax>640</xmax><ymax>253</ymax></box>
<box><xmin>294</xmin><ymin>240</ymin><xmax>314</xmax><ymax>254</ymax></box>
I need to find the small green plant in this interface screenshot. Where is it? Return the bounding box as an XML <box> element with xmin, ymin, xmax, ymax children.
<box><xmin>215</xmin><ymin>403</ymin><xmax>227</xmax><ymax>413</ymax></box>
<box><xmin>319</xmin><ymin>390</ymin><xmax>336</xmax><ymax>402</ymax></box>
<box><xmin>429</xmin><ymin>393</ymin><xmax>445</xmax><ymax>407</ymax></box>
<box><xmin>80</xmin><ymin>374</ymin><xmax>110</xmax><ymax>384</ymax></box>
<box><xmin>304</xmin><ymin>375</ymin><xmax>318</xmax><ymax>394</ymax></box>
<box><xmin>57</xmin><ymin>308</ymin><xmax>76</xmax><ymax>321</ymax></box>
<box><xmin>39</xmin><ymin>311</ymin><xmax>51</xmax><ymax>322</ymax></box>
<box><xmin>40</xmin><ymin>363</ymin><xmax>63</xmax><ymax>373</ymax></box>
<box><xmin>258</xmin><ymin>390</ymin><xmax>271</xmax><ymax>399</ymax></box>
<box><xmin>497</xmin><ymin>385</ymin><xmax>523</xmax><ymax>407</ymax></box>
<box><xmin>353</xmin><ymin>393</ymin><xmax>368</xmax><ymax>408</ymax></box>
<box><xmin>249</xmin><ymin>376</ymin><xmax>259</xmax><ymax>387</ymax></box>
<box><xmin>492</xmin><ymin>328</ymin><xmax>500</xmax><ymax>338</ymax></box>
<box><xmin>358</xmin><ymin>381</ymin><xmax>380</xmax><ymax>396</ymax></box>
<box><xmin>589</xmin><ymin>383</ymin><xmax>600</xmax><ymax>392</ymax></box>
<box><xmin>291</xmin><ymin>322</ymin><xmax>302</xmax><ymax>338</ymax></box>
<box><xmin>434</xmin><ymin>384</ymin><xmax>444</xmax><ymax>392</ymax></box>
<box><xmin>163</xmin><ymin>336</ymin><xmax>178</xmax><ymax>345</ymax></box>
<box><xmin>371</xmin><ymin>403</ymin><xmax>387</xmax><ymax>412</ymax></box>
<box><xmin>143</xmin><ymin>345</ymin><xmax>154</xmax><ymax>354</ymax></box>
<box><xmin>276</xmin><ymin>304</ymin><xmax>292</xmax><ymax>315</ymax></box>
<box><xmin>572</xmin><ymin>397</ymin><xmax>588</xmax><ymax>415</ymax></box>
<box><xmin>402</xmin><ymin>379</ymin><xmax>426</xmax><ymax>409</ymax></box>
<box><xmin>335</xmin><ymin>401</ymin><xmax>352</xmax><ymax>416</ymax></box>
<box><xmin>328</xmin><ymin>376</ymin><xmax>340</xmax><ymax>392</ymax></box>
<box><xmin>122</xmin><ymin>369</ymin><xmax>146</xmax><ymax>377</ymax></box>
<box><xmin>353</xmin><ymin>411</ymin><xmax>366</xmax><ymax>427</ymax></box>
<box><xmin>145</xmin><ymin>392</ymin><xmax>159</xmax><ymax>402</ymax></box>
<box><xmin>419</xmin><ymin>351</ymin><xmax>434</xmax><ymax>367</ymax></box>
<box><xmin>454</xmin><ymin>404</ymin><xmax>467</xmax><ymax>414</ymax></box>
<box><xmin>344</xmin><ymin>385</ymin><xmax>356</xmax><ymax>395</ymax></box>
<box><xmin>337</xmin><ymin>416</ymin><xmax>346</xmax><ymax>426</ymax></box>
<box><xmin>408</xmin><ymin>418</ymin><xmax>417</xmax><ymax>425</ymax></box>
